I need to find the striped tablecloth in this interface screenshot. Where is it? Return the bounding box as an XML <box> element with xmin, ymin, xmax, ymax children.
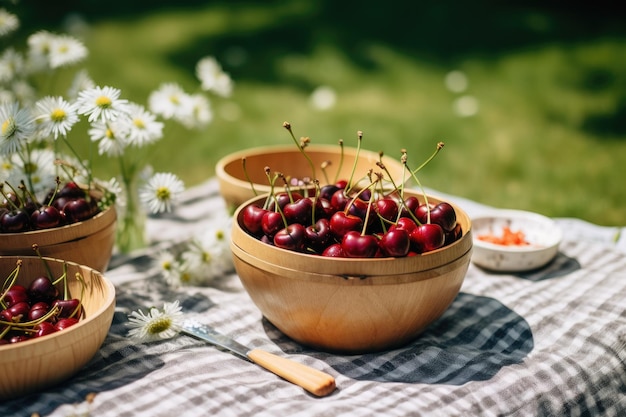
<box><xmin>2</xmin><ymin>179</ymin><xmax>625</xmax><ymax>417</ymax></box>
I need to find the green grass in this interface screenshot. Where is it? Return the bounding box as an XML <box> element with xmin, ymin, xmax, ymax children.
<box><xmin>11</xmin><ymin>1</ymin><xmax>626</xmax><ymax>226</ymax></box>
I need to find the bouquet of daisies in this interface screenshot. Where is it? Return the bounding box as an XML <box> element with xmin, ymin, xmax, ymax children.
<box><xmin>0</xmin><ymin>8</ymin><xmax>233</xmax><ymax>252</ymax></box>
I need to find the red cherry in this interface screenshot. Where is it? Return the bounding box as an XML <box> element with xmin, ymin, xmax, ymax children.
<box><xmin>283</xmin><ymin>197</ymin><xmax>313</xmax><ymax>225</ymax></box>
<box><xmin>304</xmin><ymin>218</ymin><xmax>332</xmax><ymax>253</ymax></box>
<box><xmin>52</xmin><ymin>298</ymin><xmax>82</xmax><ymax>318</ymax></box>
<box><xmin>330</xmin><ymin>189</ymin><xmax>351</xmax><ymax>211</ymax></box>
<box><xmin>34</xmin><ymin>322</ymin><xmax>57</xmax><ymax>338</ymax></box>
<box><xmin>28</xmin><ymin>276</ymin><xmax>59</xmax><ymax>301</ymax></box>
<box><xmin>329</xmin><ymin>211</ymin><xmax>363</xmax><ymax>240</ymax></box>
<box><xmin>379</xmin><ymin>228</ymin><xmax>411</xmax><ymax>257</ymax></box>
<box><xmin>62</xmin><ymin>198</ymin><xmax>96</xmax><ymax>223</ymax></box>
<box><xmin>1</xmin><ymin>210</ymin><xmax>31</xmax><ymax>232</ymax></box>
<box><xmin>273</xmin><ymin>223</ymin><xmax>307</xmax><ymax>252</ymax></box>
<box><xmin>341</xmin><ymin>231</ymin><xmax>379</xmax><ymax>258</ymax></box>
<box><xmin>242</xmin><ymin>204</ymin><xmax>268</xmax><ymax>236</ymax></box>
<box><xmin>429</xmin><ymin>202</ymin><xmax>457</xmax><ymax>232</ymax></box>
<box><xmin>409</xmin><ymin>223</ymin><xmax>445</xmax><ymax>253</ymax></box>
<box><xmin>375</xmin><ymin>197</ymin><xmax>399</xmax><ymax>223</ymax></box>
<box><xmin>2</xmin><ymin>285</ymin><xmax>29</xmax><ymax>307</ymax></box>
<box><xmin>28</xmin><ymin>301</ymin><xmax>50</xmax><ymax>321</ymax></box>
<box><xmin>319</xmin><ymin>184</ymin><xmax>340</xmax><ymax>201</ymax></box>
<box><xmin>54</xmin><ymin>317</ymin><xmax>79</xmax><ymax>331</ymax></box>
<box><xmin>261</xmin><ymin>211</ymin><xmax>284</xmax><ymax>238</ymax></box>
<box><xmin>395</xmin><ymin>217</ymin><xmax>418</xmax><ymax>234</ymax></box>
<box><xmin>2</xmin><ymin>301</ymin><xmax>30</xmax><ymax>322</ymax></box>
<box><xmin>400</xmin><ymin>196</ymin><xmax>421</xmax><ymax>218</ymax></box>
<box><xmin>30</xmin><ymin>205</ymin><xmax>62</xmax><ymax>229</ymax></box>
<box><xmin>322</xmin><ymin>243</ymin><xmax>346</xmax><ymax>257</ymax></box>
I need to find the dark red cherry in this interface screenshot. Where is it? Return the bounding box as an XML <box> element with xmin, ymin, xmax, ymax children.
<box><xmin>28</xmin><ymin>276</ymin><xmax>59</xmax><ymax>301</ymax></box>
<box><xmin>410</xmin><ymin>223</ymin><xmax>445</xmax><ymax>253</ymax></box>
<box><xmin>429</xmin><ymin>202</ymin><xmax>457</xmax><ymax>232</ymax></box>
<box><xmin>1</xmin><ymin>210</ymin><xmax>31</xmax><ymax>232</ymax></box>
<box><xmin>379</xmin><ymin>228</ymin><xmax>410</xmax><ymax>257</ymax></box>
<box><xmin>283</xmin><ymin>197</ymin><xmax>313</xmax><ymax>225</ymax></box>
<box><xmin>62</xmin><ymin>198</ymin><xmax>96</xmax><ymax>223</ymax></box>
<box><xmin>273</xmin><ymin>224</ymin><xmax>307</xmax><ymax>252</ymax></box>
<box><xmin>341</xmin><ymin>231</ymin><xmax>379</xmax><ymax>258</ymax></box>
<box><xmin>34</xmin><ymin>322</ymin><xmax>57</xmax><ymax>338</ymax></box>
<box><xmin>329</xmin><ymin>211</ymin><xmax>363</xmax><ymax>240</ymax></box>
<box><xmin>28</xmin><ymin>301</ymin><xmax>50</xmax><ymax>321</ymax></box>
<box><xmin>261</xmin><ymin>211</ymin><xmax>284</xmax><ymax>238</ymax></box>
<box><xmin>322</xmin><ymin>243</ymin><xmax>345</xmax><ymax>257</ymax></box>
<box><xmin>2</xmin><ymin>285</ymin><xmax>28</xmax><ymax>306</ymax></box>
<box><xmin>54</xmin><ymin>317</ymin><xmax>79</xmax><ymax>331</ymax></box>
<box><xmin>304</xmin><ymin>218</ymin><xmax>332</xmax><ymax>253</ymax></box>
<box><xmin>52</xmin><ymin>298</ymin><xmax>82</xmax><ymax>318</ymax></box>
<box><xmin>242</xmin><ymin>204</ymin><xmax>268</xmax><ymax>236</ymax></box>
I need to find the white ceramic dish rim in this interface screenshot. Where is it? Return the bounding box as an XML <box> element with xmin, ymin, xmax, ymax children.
<box><xmin>471</xmin><ymin>209</ymin><xmax>562</xmax><ymax>253</ymax></box>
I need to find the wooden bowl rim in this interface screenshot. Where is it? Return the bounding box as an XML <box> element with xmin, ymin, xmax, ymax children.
<box><xmin>232</xmin><ymin>190</ymin><xmax>473</xmax><ymax>275</ymax></box>
<box><xmin>0</xmin><ymin>205</ymin><xmax>116</xmax><ymax>248</ymax></box>
<box><xmin>0</xmin><ymin>256</ymin><xmax>116</xmax><ymax>352</ymax></box>
<box><xmin>216</xmin><ymin>144</ymin><xmax>406</xmax><ymax>192</ymax></box>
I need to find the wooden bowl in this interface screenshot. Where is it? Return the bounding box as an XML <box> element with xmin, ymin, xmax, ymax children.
<box><xmin>230</xmin><ymin>191</ymin><xmax>473</xmax><ymax>353</ymax></box>
<box><xmin>0</xmin><ymin>256</ymin><xmax>115</xmax><ymax>400</ymax></box>
<box><xmin>471</xmin><ymin>209</ymin><xmax>562</xmax><ymax>272</ymax></box>
<box><xmin>216</xmin><ymin>144</ymin><xmax>407</xmax><ymax>210</ymax></box>
<box><xmin>0</xmin><ymin>205</ymin><xmax>117</xmax><ymax>272</ymax></box>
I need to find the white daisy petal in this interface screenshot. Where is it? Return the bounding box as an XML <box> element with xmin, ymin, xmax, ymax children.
<box><xmin>76</xmin><ymin>85</ymin><xmax>129</xmax><ymax>123</ymax></box>
<box><xmin>138</xmin><ymin>172</ymin><xmax>184</xmax><ymax>214</ymax></box>
<box><xmin>126</xmin><ymin>300</ymin><xmax>184</xmax><ymax>342</ymax></box>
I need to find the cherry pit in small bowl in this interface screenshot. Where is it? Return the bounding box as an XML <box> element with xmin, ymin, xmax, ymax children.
<box><xmin>471</xmin><ymin>209</ymin><xmax>562</xmax><ymax>272</ymax></box>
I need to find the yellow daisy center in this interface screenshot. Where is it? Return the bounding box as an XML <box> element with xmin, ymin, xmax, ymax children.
<box><xmin>147</xmin><ymin>317</ymin><xmax>173</xmax><ymax>335</ymax></box>
<box><xmin>133</xmin><ymin>118</ymin><xmax>145</xmax><ymax>129</ymax></box>
<box><xmin>105</xmin><ymin>128</ymin><xmax>115</xmax><ymax>139</ymax></box>
<box><xmin>50</xmin><ymin>108</ymin><xmax>67</xmax><ymax>122</ymax></box>
<box><xmin>1</xmin><ymin>118</ymin><xmax>16</xmax><ymax>136</ymax></box>
<box><xmin>156</xmin><ymin>186</ymin><xmax>171</xmax><ymax>201</ymax></box>
<box><xmin>95</xmin><ymin>95</ymin><xmax>112</xmax><ymax>108</ymax></box>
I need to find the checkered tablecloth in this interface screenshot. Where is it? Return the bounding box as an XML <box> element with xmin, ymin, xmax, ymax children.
<box><xmin>2</xmin><ymin>179</ymin><xmax>625</xmax><ymax>417</ymax></box>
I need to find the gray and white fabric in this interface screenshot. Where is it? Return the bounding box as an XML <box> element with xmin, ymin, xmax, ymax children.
<box><xmin>2</xmin><ymin>179</ymin><xmax>625</xmax><ymax>417</ymax></box>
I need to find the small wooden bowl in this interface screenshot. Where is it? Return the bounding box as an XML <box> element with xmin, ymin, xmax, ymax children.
<box><xmin>0</xmin><ymin>256</ymin><xmax>115</xmax><ymax>400</ymax></box>
<box><xmin>216</xmin><ymin>144</ymin><xmax>407</xmax><ymax>210</ymax></box>
<box><xmin>230</xmin><ymin>191</ymin><xmax>473</xmax><ymax>353</ymax></box>
<box><xmin>0</xmin><ymin>205</ymin><xmax>117</xmax><ymax>272</ymax></box>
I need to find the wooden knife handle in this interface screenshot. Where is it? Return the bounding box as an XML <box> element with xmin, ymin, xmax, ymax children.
<box><xmin>247</xmin><ymin>348</ymin><xmax>336</xmax><ymax>397</ymax></box>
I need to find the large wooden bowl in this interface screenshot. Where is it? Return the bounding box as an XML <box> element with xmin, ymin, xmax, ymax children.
<box><xmin>216</xmin><ymin>144</ymin><xmax>407</xmax><ymax>211</ymax></box>
<box><xmin>0</xmin><ymin>205</ymin><xmax>116</xmax><ymax>272</ymax></box>
<box><xmin>230</xmin><ymin>191</ymin><xmax>473</xmax><ymax>353</ymax></box>
<box><xmin>0</xmin><ymin>256</ymin><xmax>116</xmax><ymax>399</ymax></box>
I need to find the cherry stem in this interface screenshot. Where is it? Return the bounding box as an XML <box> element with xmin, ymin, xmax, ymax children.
<box><xmin>283</xmin><ymin>121</ymin><xmax>317</xmax><ymax>182</ymax></box>
<box><xmin>0</xmin><ymin>260</ymin><xmax>22</xmax><ymax>309</ymax></box>
<box><xmin>1</xmin><ymin>181</ymin><xmax>24</xmax><ymax>211</ymax></box>
<box><xmin>334</xmin><ymin>139</ymin><xmax>344</xmax><ymax>184</ymax></box>
<box><xmin>344</xmin><ymin>131</ymin><xmax>363</xmax><ymax>195</ymax></box>
<box><xmin>32</xmin><ymin>244</ymin><xmax>55</xmax><ymax>282</ymax></box>
<box><xmin>320</xmin><ymin>160</ymin><xmax>331</xmax><ymax>185</ymax></box>
<box><xmin>242</xmin><ymin>157</ymin><xmax>258</xmax><ymax>196</ymax></box>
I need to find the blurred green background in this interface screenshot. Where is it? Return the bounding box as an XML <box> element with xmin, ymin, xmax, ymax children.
<box><xmin>9</xmin><ymin>0</ymin><xmax>626</xmax><ymax>226</ymax></box>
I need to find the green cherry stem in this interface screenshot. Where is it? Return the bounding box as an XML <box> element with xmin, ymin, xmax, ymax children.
<box><xmin>283</xmin><ymin>121</ymin><xmax>317</xmax><ymax>182</ymax></box>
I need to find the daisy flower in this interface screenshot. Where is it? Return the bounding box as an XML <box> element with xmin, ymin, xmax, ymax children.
<box><xmin>139</xmin><ymin>172</ymin><xmax>185</xmax><ymax>214</ymax></box>
<box><xmin>34</xmin><ymin>96</ymin><xmax>79</xmax><ymax>139</ymax></box>
<box><xmin>177</xmin><ymin>93</ymin><xmax>212</xmax><ymax>129</ymax></box>
<box><xmin>7</xmin><ymin>148</ymin><xmax>57</xmax><ymax>199</ymax></box>
<box><xmin>124</xmin><ymin>102</ymin><xmax>164</xmax><ymax>147</ymax></box>
<box><xmin>0</xmin><ymin>102</ymin><xmax>35</xmax><ymax>156</ymax></box>
<box><xmin>26</xmin><ymin>30</ymin><xmax>55</xmax><ymax>71</ymax></box>
<box><xmin>0</xmin><ymin>48</ymin><xmax>24</xmax><ymax>84</ymax></box>
<box><xmin>76</xmin><ymin>85</ymin><xmax>129</xmax><ymax>123</ymax></box>
<box><xmin>67</xmin><ymin>69</ymin><xmax>95</xmax><ymax>99</ymax></box>
<box><xmin>48</xmin><ymin>34</ymin><xmax>88</xmax><ymax>69</ymax></box>
<box><xmin>127</xmin><ymin>300</ymin><xmax>184</xmax><ymax>342</ymax></box>
<box><xmin>148</xmin><ymin>82</ymin><xmax>192</xmax><ymax>121</ymax></box>
<box><xmin>196</xmin><ymin>56</ymin><xmax>233</xmax><ymax>97</ymax></box>
<box><xmin>88</xmin><ymin>120</ymin><xmax>130</xmax><ymax>157</ymax></box>
<box><xmin>0</xmin><ymin>9</ymin><xmax>19</xmax><ymax>37</ymax></box>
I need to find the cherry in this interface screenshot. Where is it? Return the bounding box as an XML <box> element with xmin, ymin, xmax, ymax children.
<box><xmin>341</xmin><ymin>231</ymin><xmax>379</xmax><ymax>258</ymax></box>
<box><xmin>57</xmin><ymin>181</ymin><xmax>86</xmax><ymax>199</ymax></box>
<box><xmin>410</xmin><ymin>223</ymin><xmax>445</xmax><ymax>253</ymax></box>
<box><xmin>314</xmin><ymin>198</ymin><xmax>334</xmax><ymax>219</ymax></box>
<box><xmin>28</xmin><ymin>301</ymin><xmax>50</xmax><ymax>321</ymax></box>
<box><xmin>335</xmin><ymin>179</ymin><xmax>348</xmax><ymax>189</ymax></box>
<box><xmin>62</xmin><ymin>198</ymin><xmax>96</xmax><ymax>223</ymax></box>
<box><xmin>52</xmin><ymin>298</ymin><xmax>82</xmax><ymax>318</ymax></box>
<box><xmin>304</xmin><ymin>218</ymin><xmax>332</xmax><ymax>253</ymax></box>
<box><xmin>1</xmin><ymin>210</ymin><xmax>30</xmax><ymax>232</ymax></box>
<box><xmin>31</xmin><ymin>205</ymin><xmax>63</xmax><ymax>229</ymax></box>
<box><xmin>241</xmin><ymin>204</ymin><xmax>268</xmax><ymax>236</ymax></box>
<box><xmin>375</xmin><ymin>197</ymin><xmax>399</xmax><ymax>223</ymax></box>
<box><xmin>10</xmin><ymin>334</ymin><xmax>31</xmax><ymax>343</ymax></box>
<box><xmin>322</xmin><ymin>243</ymin><xmax>345</xmax><ymax>257</ymax></box>
<box><xmin>273</xmin><ymin>223</ymin><xmax>307</xmax><ymax>252</ymax></box>
<box><xmin>2</xmin><ymin>284</ymin><xmax>29</xmax><ymax>306</ymax></box>
<box><xmin>329</xmin><ymin>211</ymin><xmax>363</xmax><ymax>240</ymax></box>
<box><xmin>283</xmin><ymin>197</ymin><xmax>313</xmax><ymax>225</ymax></box>
<box><xmin>28</xmin><ymin>276</ymin><xmax>59</xmax><ymax>301</ymax></box>
<box><xmin>445</xmin><ymin>222</ymin><xmax>463</xmax><ymax>245</ymax></box>
<box><xmin>268</xmin><ymin>192</ymin><xmax>295</xmax><ymax>211</ymax></box>
<box><xmin>34</xmin><ymin>322</ymin><xmax>57</xmax><ymax>338</ymax></box>
<box><xmin>54</xmin><ymin>317</ymin><xmax>79</xmax><ymax>331</ymax></box>
<box><xmin>429</xmin><ymin>202</ymin><xmax>457</xmax><ymax>232</ymax></box>
<box><xmin>261</xmin><ymin>211</ymin><xmax>284</xmax><ymax>238</ymax></box>
<box><xmin>2</xmin><ymin>301</ymin><xmax>30</xmax><ymax>322</ymax></box>
<box><xmin>379</xmin><ymin>228</ymin><xmax>411</xmax><ymax>257</ymax></box>
<box><xmin>319</xmin><ymin>184</ymin><xmax>340</xmax><ymax>201</ymax></box>
<box><xmin>394</xmin><ymin>217</ymin><xmax>419</xmax><ymax>234</ymax></box>
<box><xmin>330</xmin><ymin>189</ymin><xmax>351</xmax><ymax>211</ymax></box>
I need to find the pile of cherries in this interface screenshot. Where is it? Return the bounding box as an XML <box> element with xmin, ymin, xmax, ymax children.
<box><xmin>0</xmin><ymin>261</ymin><xmax>83</xmax><ymax>345</ymax></box>
<box><xmin>241</xmin><ymin>179</ymin><xmax>463</xmax><ymax>258</ymax></box>
<box><xmin>0</xmin><ymin>181</ymin><xmax>101</xmax><ymax>233</ymax></box>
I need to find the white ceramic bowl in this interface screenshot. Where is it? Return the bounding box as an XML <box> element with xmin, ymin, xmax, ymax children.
<box><xmin>471</xmin><ymin>209</ymin><xmax>562</xmax><ymax>272</ymax></box>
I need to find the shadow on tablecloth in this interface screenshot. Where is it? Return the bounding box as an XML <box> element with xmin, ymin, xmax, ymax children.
<box><xmin>265</xmin><ymin>292</ymin><xmax>534</xmax><ymax>385</ymax></box>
